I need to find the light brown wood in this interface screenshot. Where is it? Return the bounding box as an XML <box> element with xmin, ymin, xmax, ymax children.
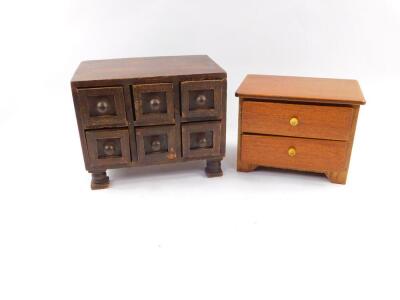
<box><xmin>325</xmin><ymin>171</ymin><xmax>348</xmax><ymax>184</ymax></box>
<box><xmin>237</xmin><ymin>160</ymin><xmax>258</xmax><ymax>172</ymax></box>
<box><xmin>241</xmin><ymin>134</ymin><xmax>348</xmax><ymax>174</ymax></box>
<box><xmin>236</xmin><ymin>74</ymin><xmax>365</xmax><ymax>184</ymax></box>
<box><xmin>235</xmin><ymin>74</ymin><xmax>366</xmax><ymax>105</ymax></box>
<box><xmin>236</xmin><ymin>99</ymin><xmax>244</xmax><ymax>171</ymax></box>
<box><xmin>329</xmin><ymin>106</ymin><xmax>360</xmax><ymax>184</ymax></box>
<box><xmin>241</xmin><ymin>101</ymin><xmax>354</xmax><ymax>141</ymax></box>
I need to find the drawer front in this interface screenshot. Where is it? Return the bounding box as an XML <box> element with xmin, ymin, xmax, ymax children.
<box><xmin>86</xmin><ymin>129</ymin><xmax>131</xmax><ymax>168</ymax></box>
<box><xmin>182</xmin><ymin>121</ymin><xmax>222</xmax><ymax>158</ymax></box>
<box><xmin>132</xmin><ymin>83</ymin><xmax>175</xmax><ymax>125</ymax></box>
<box><xmin>241</xmin><ymin>134</ymin><xmax>348</xmax><ymax>173</ymax></box>
<box><xmin>241</xmin><ymin>101</ymin><xmax>354</xmax><ymax>141</ymax></box>
<box><xmin>77</xmin><ymin>87</ymin><xmax>128</xmax><ymax>128</ymax></box>
<box><xmin>181</xmin><ymin>80</ymin><xmax>224</xmax><ymax>120</ymax></box>
<box><xmin>136</xmin><ymin>125</ymin><xmax>177</xmax><ymax>163</ymax></box>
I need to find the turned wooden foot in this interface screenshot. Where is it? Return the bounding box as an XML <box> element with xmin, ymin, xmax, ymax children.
<box><xmin>205</xmin><ymin>159</ymin><xmax>223</xmax><ymax>177</ymax></box>
<box><xmin>237</xmin><ymin>160</ymin><xmax>257</xmax><ymax>172</ymax></box>
<box><xmin>90</xmin><ymin>171</ymin><xmax>110</xmax><ymax>190</ymax></box>
<box><xmin>325</xmin><ymin>171</ymin><xmax>348</xmax><ymax>184</ymax></box>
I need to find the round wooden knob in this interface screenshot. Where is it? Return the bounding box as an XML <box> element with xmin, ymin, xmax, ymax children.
<box><xmin>196</xmin><ymin>94</ymin><xmax>207</xmax><ymax>106</ymax></box>
<box><xmin>289</xmin><ymin>117</ymin><xmax>299</xmax><ymax>127</ymax></box>
<box><xmin>104</xmin><ymin>143</ymin><xmax>115</xmax><ymax>156</ymax></box>
<box><xmin>198</xmin><ymin>136</ymin><xmax>208</xmax><ymax>148</ymax></box>
<box><xmin>288</xmin><ymin>147</ymin><xmax>296</xmax><ymax>157</ymax></box>
<box><xmin>151</xmin><ymin>140</ymin><xmax>161</xmax><ymax>152</ymax></box>
<box><xmin>150</xmin><ymin>98</ymin><xmax>161</xmax><ymax>111</ymax></box>
<box><xmin>97</xmin><ymin>100</ymin><xmax>109</xmax><ymax>114</ymax></box>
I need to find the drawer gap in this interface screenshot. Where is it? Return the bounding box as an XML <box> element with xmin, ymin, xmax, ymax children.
<box><xmin>241</xmin><ymin>131</ymin><xmax>349</xmax><ymax>142</ymax></box>
<box><xmin>242</xmin><ymin>98</ymin><xmax>354</xmax><ymax>108</ymax></box>
<box><xmin>181</xmin><ymin>118</ymin><xmax>222</xmax><ymax>124</ymax></box>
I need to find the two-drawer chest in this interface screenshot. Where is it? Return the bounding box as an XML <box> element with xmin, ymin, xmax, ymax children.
<box><xmin>235</xmin><ymin>74</ymin><xmax>366</xmax><ymax>184</ymax></box>
<box><xmin>71</xmin><ymin>55</ymin><xmax>227</xmax><ymax>189</ymax></box>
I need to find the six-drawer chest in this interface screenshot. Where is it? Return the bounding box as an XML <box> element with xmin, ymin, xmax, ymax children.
<box><xmin>235</xmin><ymin>74</ymin><xmax>366</xmax><ymax>184</ymax></box>
<box><xmin>71</xmin><ymin>55</ymin><xmax>227</xmax><ymax>189</ymax></box>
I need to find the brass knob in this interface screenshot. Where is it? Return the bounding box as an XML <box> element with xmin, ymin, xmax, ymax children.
<box><xmin>149</xmin><ymin>98</ymin><xmax>161</xmax><ymax>112</ymax></box>
<box><xmin>167</xmin><ymin>148</ymin><xmax>176</xmax><ymax>160</ymax></box>
<box><xmin>288</xmin><ymin>147</ymin><xmax>296</xmax><ymax>157</ymax></box>
<box><xmin>97</xmin><ymin>100</ymin><xmax>109</xmax><ymax>114</ymax></box>
<box><xmin>289</xmin><ymin>117</ymin><xmax>299</xmax><ymax>127</ymax></box>
<box><xmin>151</xmin><ymin>140</ymin><xmax>161</xmax><ymax>152</ymax></box>
<box><xmin>198</xmin><ymin>136</ymin><xmax>208</xmax><ymax>148</ymax></box>
<box><xmin>103</xmin><ymin>143</ymin><xmax>115</xmax><ymax>156</ymax></box>
<box><xmin>196</xmin><ymin>94</ymin><xmax>207</xmax><ymax>106</ymax></box>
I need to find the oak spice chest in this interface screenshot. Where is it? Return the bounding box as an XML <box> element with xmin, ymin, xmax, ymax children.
<box><xmin>71</xmin><ymin>55</ymin><xmax>227</xmax><ymax>189</ymax></box>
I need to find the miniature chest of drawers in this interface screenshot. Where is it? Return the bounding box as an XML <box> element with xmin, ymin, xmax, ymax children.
<box><xmin>235</xmin><ymin>75</ymin><xmax>366</xmax><ymax>184</ymax></box>
<box><xmin>71</xmin><ymin>55</ymin><xmax>227</xmax><ymax>189</ymax></box>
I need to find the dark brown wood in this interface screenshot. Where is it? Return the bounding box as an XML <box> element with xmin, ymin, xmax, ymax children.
<box><xmin>71</xmin><ymin>55</ymin><xmax>226</xmax><ymax>83</ymax></box>
<box><xmin>90</xmin><ymin>171</ymin><xmax>109</xmax><ymax>190</ymax></box>
<box><xmin>205</xmin><ymin>159</ymin><xmax>223</xmax><ymax>177</ymax></box>
<box><xmin>181</xmin><ymin>121</ymin><xmax>222</xmax><ymax>159</ymax></box>
<box><xmin>135</xmin><ymin>125</ymin><xmax>177</xmax><ymax>163</ymax></box>
<box><xmin>77</xmin><ymin>87</ymin><xmax>128</xmax><ymax>128</ymax></box>
<box><xmin>236</xmin><ymin>74</ymin><xmax>365</xmax><ymax>184</ymax></box>
<box><xmin>181</xmin><ymin>80</ymin><xmax>224</xmax><ymax>121</ymax></box>
<box><xmin>132</xmin><ymin>83</ymin><xmax>175</xmax><ymax>126</ymax></box>
<box><xmin>71</xmin><ymin>55</ymin><xmax>227</xmax><ymax>188</ymax></box>
<box><xmin>86</xmin><ymin>129</ymin><xmax>131</xmax><ymax>169</ymax></box>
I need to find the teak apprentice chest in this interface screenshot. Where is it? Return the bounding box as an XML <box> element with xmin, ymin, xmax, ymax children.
<box><xmin>235</xmin><ymin>74</ymin><xmax>366</xmax><ymax>184</ymax></box>
<box><xmin>71</xmin><ymin>55</ymin><xmax>227</xmax><ymax>189</ymax></box>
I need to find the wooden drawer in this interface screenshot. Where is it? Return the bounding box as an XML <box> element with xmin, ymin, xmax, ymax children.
<box><xmin>241</xmin><ymin>101</ymin><xmax>354</xmax><ymax>141</ymax></box>
<box><xmin>136</xmin><ymin>125</ymin><xmax>178</xmax><ymax>163</ymax></box>
<box><xmin>77</xmin><ymin>87</ymin><xmax>128</xmax><ymax>128</ymax></box>
<box><xmin>241</xmin><ymin>134</ymin><xmax>348</xmax><ymax>173</ymax></box>
<box><xmin>132</xmin><ymin>83</ymin><xmax>175</xmax><ymax>125</ymax></box>
<box><xmin>181</xmin><ymin>80</ymin><xmax>224</xmax><ymax>120</ymax></box>
<box><xmin>86</xmin><ymin>129</ymin><xmax>131</xmax><ymax>168</ymax></box>
<box><xmin>182</xmin><ymin>121</ymin><xmax>222</xmax><ymax>159</ymax></box>
<box><xmin>72</xmin><ymin>55</ymin><xmax>227</xmax><ymax>188</ymax></box>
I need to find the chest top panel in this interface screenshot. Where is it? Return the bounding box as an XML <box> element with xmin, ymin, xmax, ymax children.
<box><xmin>71</xmin><ymin>55</ymin><xmax>226</xmax><ymax>83</ymax></box>
<box><xmin>235</xmin><ymin>74</ymin><xmax>366</xmax><ymax>105</ymax></box>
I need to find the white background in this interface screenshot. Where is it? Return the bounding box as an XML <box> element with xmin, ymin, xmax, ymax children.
<box><xmin>1</xmin><ymin>0</ymin><xmax>400</xmax><ymax>299</ymax></box>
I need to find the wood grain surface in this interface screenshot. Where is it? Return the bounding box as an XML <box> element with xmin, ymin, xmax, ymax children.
<box><xmin>241</xmin><ymin>134</ymin><xmax>348</xmax><ymax>173</ymax></box>
<box><xmin>241</xmin><ymin>101</ymin><xmax>354</xmax><ymax>141</ymax></box>
<box><xmin>72</xmin><ymin>55</ymin><xmax>226</xmax><ymax>83</ymax></box>
<box><xmin>71</xmin><ymin>55</ymin><xmax>227</xmax><ymax>188</ymax></box>
<box><xmin>235</xmin><ymin>74</ymin><xmax>366</xmax><ymax>105</ymax></box>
